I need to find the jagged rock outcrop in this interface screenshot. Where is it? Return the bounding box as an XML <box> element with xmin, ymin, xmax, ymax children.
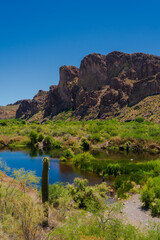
<box><xmin>16</xmin><ymin>90</ymin><xmax>47</xmax><ymax>119</ymax></box>
<box><xmin>7</xmin><ymin>100</ymin><xmax>25</xmax><ymax>106</ymax></box>
<box><xmin>128</xmin><ymin>74</ymin><xmax>160</xmax><ymax>106</ymax></box>
<box><xmin>16</xmin><ymin>99</ymin><xmax>32</xmax><ymax>119</ymax></box>
<box><xmin>15</xmin><ymin>51</ymin><xmax>160</xmax><ymax>122</ymax></box>
<box><xmin>31</xmin><ymin>90</ymin><xmax>47</xmax><ymax>115</ymax></box>
<box><xmin>44</xmin><ymin>66</ymin><xmax>79</xmax><ymax>117</ymax></box>
<box><xmin>44</xmin><ymin>85</ymin><xmax>61</xmax><ymax>117</ymax></box>
<box><xmin>58</xmin><ymin>66</ymin><xmax>79</xmax><ymax>109</ymax></box>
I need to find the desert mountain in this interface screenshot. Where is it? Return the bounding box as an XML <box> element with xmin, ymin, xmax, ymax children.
<box><xmin>2</xmin><ymin>51</ymin><xmax>160</xmax><ymax>122</ymax></box>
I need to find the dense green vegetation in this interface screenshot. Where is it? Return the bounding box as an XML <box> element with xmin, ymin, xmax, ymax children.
<box><xmin>0</xmin><ymin>167</ymin><xmax>160</xmax><ymax>240</ymax></box>
<box><xmin>0</xmin><ymin>165</ymin><xmax>45</xmax><ymax>240</ymax></box>
<box><xmin>0</xmin><ymin>118</ymin><xmax>159</xmax><ymax>199</ymax></box>
<box><xmin>72</xmin><ymin>152</ymin><xmax>160</xmax><ymax>199</ymax></box>
<box><xmin>0</xmin><ymin>118</ymin><xmax>159</xmax><ymax>238</ymax></box>
<box><xmin>0</xmin><ymin>118</ymin><xmax>159</xmax><ymax>153</ymax></box>
<box><xmin>141</xmin><ymin>176</ymin><xmax>160</xmax><ymax>216</ymax></box>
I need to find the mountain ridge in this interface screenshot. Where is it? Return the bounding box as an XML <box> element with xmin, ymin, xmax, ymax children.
<box><xmin>1</xmin><ymin>51</ymin><xmax>160</xmax><ymax>122</ymax></box>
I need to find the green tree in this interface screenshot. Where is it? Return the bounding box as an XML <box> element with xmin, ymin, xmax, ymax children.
<box><xmin>29</xmin><ymin>131</ymin><xmax>38</xmax><ymax>146</ymax></box>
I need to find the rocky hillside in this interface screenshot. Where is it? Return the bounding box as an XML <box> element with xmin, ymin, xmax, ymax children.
<box><xmin>0</xmin><ymin>100</ymin><xmax>23</xmax><ymax>119</ymax></box>
<box><xmin>10</xmin><ymin>51</ymin><xmax>160</xmax><ymax>122</ymax></box>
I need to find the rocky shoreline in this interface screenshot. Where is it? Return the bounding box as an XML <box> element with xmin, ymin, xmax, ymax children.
<box><xmin>122</xmin><ymin>194</ymin><xmax>160</xmax><ymax>227</ymax></box>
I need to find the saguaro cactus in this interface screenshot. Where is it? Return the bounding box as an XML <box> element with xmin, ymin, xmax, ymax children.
<box><xmin>42</xmin><ymin>157</ymin><xmax>50</xmax><ymax>227</ymax></box>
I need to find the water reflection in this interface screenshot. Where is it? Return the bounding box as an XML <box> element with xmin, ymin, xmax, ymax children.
<box><xmin>92</xmin><ymin>149</ymin><xmax>159</xmax><ymax>162</ymax></box>
<box><xmin>0</xmin><ymin>149</ymin><xmax>159</xmax><ymax>187</ymax></box>
<box><xmin>0</xmin><ymin>150</ymin><xmax>102</xmax><ymax>186</ymax></box>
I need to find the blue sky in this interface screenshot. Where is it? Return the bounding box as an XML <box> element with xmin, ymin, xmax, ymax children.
<box><xmin>0</xmin><ymin>0</ymin><xmax>160</xmax><ymax>105</ymax></box>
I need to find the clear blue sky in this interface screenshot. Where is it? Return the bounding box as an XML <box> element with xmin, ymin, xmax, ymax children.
<box><xmin>0</xmin><ymin>0</ymin><xmax>160</xmax><ymax>105</ymax></box>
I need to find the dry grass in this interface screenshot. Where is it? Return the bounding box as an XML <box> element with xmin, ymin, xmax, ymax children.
<box><xmin>0</xmin><ymin>105</ymin><xmax>19</xmax><ymax>119</ymax></box>
<box><xmin>0</xmin><ymin>135</ymin><xmax>28</xmax><ymax>146</ymax></box>
<box><xmin>119</xmin><ymin>95</ymin><xmax>160</xmax><ymax>123</ymax></box>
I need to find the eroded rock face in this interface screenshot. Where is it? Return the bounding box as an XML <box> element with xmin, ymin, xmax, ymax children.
<box><xmin>16</xmin><ymin>51</ymin><xmax>160</xmax><ymax>120</ymax></box>
<box><xmin>79</xmin><ymin>53</ymin><xmax>108</xmax><ymax>90</ymax></box>
<box><xmin>78</xmin><ymin>51</ymin><xmax>160</xmax><ymax>90</ymax></box>
<box><xmin>16</xmin><ymin>90</ymin><xmax>47</xmax><ymax>119</ymax></box>
<box><xmin>128</xmin><ymin>75</ymin><xmax>160</xmax><ymax>106</ymax></box>
<box><xmin>16</xmin><ymin>100</ymin><xmax>32</xmax><ymax>119</ymax></box>
<box><xmin>31</xmin><ymin>90</ymin><xmax>48</xmax><ymax>115</ymax></box>
<box><xmin>58</xmin><ymin>66</ymin><xmax>79</xmax><ymax>109</ymax></box>
<box><xmin>43</xmin><ymin>66</ymin><xmax>80</xmax><ymax>118</ymax></box>
<box><xmin>44</xmin><ymin>85</ymin><xmax>61</xmax><ymax>117</ymax></box>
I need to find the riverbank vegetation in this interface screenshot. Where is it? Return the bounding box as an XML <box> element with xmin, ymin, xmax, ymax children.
<box><xmin>0</xmin><ymin>167</ymin><xmax>160</xmax><ymax>240</ymax></box>
<box><xmin>72</xmin><ymin>152</ymin><xmax>160</xmax><ymax>200</ymax></box>
<box><xmin>0</xmin><ymin>118</ymin><xmax>159</xmax><ymax>154</ymax></box>
<box><xmin>141</xmin><ymin>175</ymin><xmax>160</xmax><ymax>216</ymax></box>
<box><xmin>0</xmin><ymin>119</ymin><xmax>159</xmax><ymax>198</ymax></box>
<box><xmin>0</xmin><ymin>118</ymin><xmax>159</xmax><ymax>238</ymax></box>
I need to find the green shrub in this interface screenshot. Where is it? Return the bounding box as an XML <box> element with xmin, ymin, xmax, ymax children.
<box><xmin>49</xmin><ymin>183</ymin><xmax>65</xmax><ymax>207</ymax></box>
<box><xmin>0</xmin><ymin>168</ymin><xmax>45</xmax><ymax>239</ymax></box>
<box><xmin>37</xmin><ymin>126</ymin><xmax>42</xmax><ymax>133</ymax></box>
<box><xmin>0</xmin><ymin>120</ymin><xmax>7</xmax><ymax>126</ymax></box>
<box><xmin>135</xmin><ymin>117</ymin><xmax>145</xmax><ymax>123</ymax></box>
<box><xmin>67</xmin><ymin>178</ymin><xmax>108</xmax><ymax>210</ymax></box>
<box><xmin>106</xmin><ymin>163</ymin><xmax>120</xmax><ymax>177</ymax></box>
<box><xmin>140</xmin><ymin>176</ymin><xmax>160</xmax><ymax>211</ymax></box>
<box><xmin>43</xmin><ymin>136</ymin><xmax>53</xmax><ymax>149</ymax></box>
<box><xmin>52</xmin><ymin>139</ymin><xmax>61</xmax><ymax>149</ymax></box>
<box><xmin>80</xmin><ymin>138</ymin><xmax>90</xmax><ymax>151</ymax></box>
<box><xmin>63</xmin><ymin>149</ymin><xmax>73</xmax><ymax>159</ymax></box>
<box><xmin>38</xmin><ymin>134</ymin><xmax>44</xmax><ymax>142</ymax></box>
<box><xmin>151</xmin><ymin>199</ymin><xmax>160</xmax><ymax>216</ymax></box>
<box><xmin>114</xmin><ymin>175</ymin><xmax>129</xmax><ymax>190</ymax></box>
<box><xmin>114</xmin><ymin>176</ymin><xmax>134</xmax><ymax>198</ymax></box>
<box><xmin>89</xmin><ymin>133</ymin><xmax>102</xmax><ymax>143</ymax></box>
<box><xmin>72</xmin><ymin>152</ymin><xmax>95</xmax><ymax>171</ymax></box>
<box><xmin>117</xmin><ymin>180</ymin><xmax>134</xmax><ymax>199</ymax></box>
<box><xmin>29</xmin><ymin>131</ymin><xmax>38</xmax><ymax>145</ymax></box>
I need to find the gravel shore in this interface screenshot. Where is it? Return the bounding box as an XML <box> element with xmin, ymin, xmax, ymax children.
<box><xmin>122</xmin><ymin>194</ymin><xmax>160</xmax><ymax>227</ymax></box>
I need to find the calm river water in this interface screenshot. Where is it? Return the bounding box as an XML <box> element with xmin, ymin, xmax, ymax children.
<box><xmin>0</xmin><ymin>150</ymin><xmax>158</xmax><ymax>186</ymax></box>
<box><xmin>0</xmin><ymin>150</ymin><xmax>104</xmax><ymax>185</ymax></box>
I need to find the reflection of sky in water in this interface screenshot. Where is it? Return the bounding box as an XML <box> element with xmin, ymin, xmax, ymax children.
<box><xmin>0</xmin><ymin>150</ymin><xmax>158</xmax><ymax>187</ymax></box>
<box><xmin>0</xmin><ymin>150</ymin><xmax>102</xmax><ymax>186</ymax></box>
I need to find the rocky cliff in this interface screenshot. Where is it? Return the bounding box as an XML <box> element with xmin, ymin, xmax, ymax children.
<box><xmin>15</xmin><ymin>51</ymin><xmax>160</xmax><ymax>122</ymax></box>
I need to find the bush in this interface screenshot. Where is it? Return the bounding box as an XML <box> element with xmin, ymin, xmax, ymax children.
<box><xmin>49</xmin><ymin>183</ymin><xmax>66</xmax><ymax>207</ymax></box>
<box><xmin>38</xmin><ymin>134</ymin><xmax>44</xmax><ymax>142</ymax></box>
<box><xmin>151</xmin><ymin>199</ymin><xmax>160</xmax><ymax>216</ymax></box>
<box><xmin>89</xmin><ymin>133</ymin><xmax>102</xmax><ymax>143</ymax></box>
<box><xmin>135</xmin><ymin>117</ymin><xmax>144</xmax><ymax>123</ymax></box>
<box><xmin>43</xmin><ymin>136</ymin><xmax>53</xmax><ymax>149</ymax></box>
<box><xmin>67</xmin><ymin>178</ymin><xmax>108</xmax><ymax>210</ymax></box>
<box><xmin>141</xmin><ymin>185</ymin><xmax>155</xmax><ymax>208</ymax></box>
<box><xmin>63</xmin><ymin>149</ymin><xmax>73</xmax><ymax>159</ymax></box>
<box><xmin>29</xmin><ymin>131</ymin><xmax>38</xmax><ymax>145</ymax></box>
<box><xmin>0</xmin><ymin>120</ymin><xmax>7</xmax><ymax>126</ymax></box>
<box><xmin>140</xmin><ymin>176</ymin><xmax>160</xmax><ymax>214</ymax></box>
<box><xmin>72</xmin><ymin>152</ymin><xmax>95</xmax><ymax>171</ymax></box>
<box><xmin>52</xmin><ymin>139</ymin><xmax>61</xmax><ymax>149</ymax></box>
<box><xmin>0</xmin><ymin>169</ymin><xmax>44</xmax><ymax>239</ymax></box>
<box><xmin>117</xmin><ymin>180</ymin><xmax>134</xmax><ymax>199</ymax></box>
<box><xmin>80</xmin><ymin>138</ymin><xmax>90</xmax><ymax>151</ymax></box>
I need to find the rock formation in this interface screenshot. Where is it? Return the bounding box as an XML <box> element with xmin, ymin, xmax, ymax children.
<box><xmin>15</xmin><ymin>51</ymin><xmax>160</xmax><ymax>121</ymax></box>
<box><xmin>16</xmin><ymin>90</ymin><xmax>47</xmax><ymax>119</ymax></box>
